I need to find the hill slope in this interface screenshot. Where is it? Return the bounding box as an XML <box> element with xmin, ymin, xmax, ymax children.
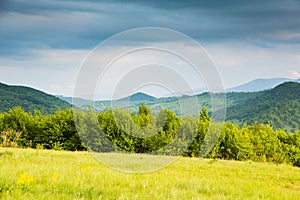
<box><xmin>0</xmin><ymin>82</ymin><xmax>71</xmax><ymax>114</ymax></box>
<box><xmin>58</xmin><ymin>82</ymin><xmax>300</xmax><ymax>131</ymax></box>
<box><xmin>117</xmin><ymin>92</ymin><xmax>157</xmax><ymax>101</ymax></box>
<box><xmin>226</xmin><ymin>82</ymin><xmax>300</xmax><ymax>131</ymax></box>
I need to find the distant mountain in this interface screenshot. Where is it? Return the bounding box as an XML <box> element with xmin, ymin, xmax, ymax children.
<box><xmin>56</xmin><ymin>95</ymin><xmax>94</xmax><ymax>108</ymax></box>
<box><xmin>117</xmin><ymin>92</ymin><xmax>156</xmax><ymax>101</ymax></box>
<box><xmin>0</xmin><ymin>82</ymin><xmax>71</xmax><ymax>114</ymax></box>
<box><xmin>226</xmin><ymin>82</ymin><xmax>300</xmax><ymax>131</ymax></box>
<box><xmin>227</xmin><ymin>78</ymin><xmax>300</xmax><ymax>92</ymax></box>
<box><xmin>55</xmin><ymin>82</ymin><xmax>300</xmax><ymax>131</ymax></box>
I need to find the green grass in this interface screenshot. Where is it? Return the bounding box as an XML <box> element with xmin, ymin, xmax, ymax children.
<box><xmin>0</xmin><ymin>148</ymin><xmax>299</xmax><ymax>199</ymax></box>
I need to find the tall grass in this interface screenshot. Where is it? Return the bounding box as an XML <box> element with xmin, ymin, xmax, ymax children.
<box><xmin>0</xmin><ymin>148</ymin><xmax>299</xmax><ymax>199</ymax></box>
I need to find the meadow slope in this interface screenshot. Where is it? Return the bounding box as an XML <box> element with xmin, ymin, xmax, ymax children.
<box><xmin>0</xmin><ymin>148</ymin><xmax>299</xmax><ymax>200</ymax></box>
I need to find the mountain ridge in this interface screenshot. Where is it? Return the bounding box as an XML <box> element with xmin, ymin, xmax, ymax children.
<box><xmin>0</xmin><ymin>82</ymin><xmax>71</xmax><ymax>114</ymax></box>
<box><xmin>227</xmin><ymin>77</ymin><xmax>300</xmax><ymax>92</ymax></box>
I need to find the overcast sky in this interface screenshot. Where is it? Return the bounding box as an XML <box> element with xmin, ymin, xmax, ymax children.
<box><xmin>0</xmin><ymin>0</ymin><xmax>300</xmax><ymax>98</ymax></box>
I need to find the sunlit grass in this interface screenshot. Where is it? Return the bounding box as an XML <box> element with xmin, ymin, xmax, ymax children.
<box><xmin>0</xmin><ymin>148</ymin><xmax>299</xmax><ymax>199</ymax></box>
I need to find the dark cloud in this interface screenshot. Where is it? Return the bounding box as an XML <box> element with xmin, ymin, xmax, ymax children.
<box><xmin>103</xmin><ymin>0</ymin><xmax>300</xmax><ymax>43</ymax></box>
<box><xmin>0</xmin><ymin>0</ymin><xmax>300</xmax><ymax>57</ymax></box>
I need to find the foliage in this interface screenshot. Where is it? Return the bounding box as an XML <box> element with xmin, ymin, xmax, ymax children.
<box><xmin>227</xmin><ymin>82</ymin><xmax>300</xmax><ymax>132</ymax></box>
<box><xmin>3</xmin><ymin>81</ymin><xmax>299</xmax><ymax>133</ymax></box>
<box><xmin>185</xmin><ymin>107</ymin><xmax>210</xmax><ymax>157</ymax></box>
<box><xmin>96</xmin><ymin>105</ymin><xmax>180</xmax><ymax>154</ymax></box>
<box><xmin>0</xmin><ymin>104</ymin><xmax>300</xmax><ymax>167</ymax></box>
<box><xmin>0</xmin><ymin>82</ymin><xmax>71</xmax><ymax>114</ymax></box>
<box><xmin>1</xmin><ymin>129</ymin><xmax>22</xmax><ymax>148</ymax></box>
<box><xmin>0</xmin><ymin>107</ymin><xmax>85</xmax><ymax>151</ymax></box>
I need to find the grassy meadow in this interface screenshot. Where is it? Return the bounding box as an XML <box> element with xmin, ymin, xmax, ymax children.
<box><xmin>0</xmin><ymin>148</ymin><xmax>299</xmax><ymax>200</ymax></box>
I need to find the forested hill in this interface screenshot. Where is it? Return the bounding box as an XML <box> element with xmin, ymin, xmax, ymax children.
<box><xmin>0</xmin><ymin>82</ymin><xmax>70</xmax><ymax>114</ymax></box>
<box><xmin>1</xmin><ymin>81</ymin><xmax>300</xmax><ymax>131</ymax></box>
<box><xmin>226</xmin><ymin>82</ymin><xmax>300</xmax><ymax>131</ymax></box>
<box><xmin>117</xmin><ymin>92</ymin><xmax>157</xmax><ymax>101</ymax></box>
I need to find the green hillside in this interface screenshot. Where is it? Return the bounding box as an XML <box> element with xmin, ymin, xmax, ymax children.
<box><xmin>0</xmin><ymin>82</ymin><xmax>71</xmax><ymax>114</ymax></box>
<box><xmin>96</xmin><ymin>82</ymin><xmax>300</xmax><ymax>131</ymax></box>
<box><xmin>92</xmin><ymin>91</ymin><xmax>263</xmax><ymax>117</ymax></box>
<box><xmin>60</xmin><ymin>82</ymin><xmax>300</xmax><ymax>131</ymax></box>
<box><xmin>226</xmin><ymin>82</ymin><xmax>300</xmax><ymax>131</ymax></box>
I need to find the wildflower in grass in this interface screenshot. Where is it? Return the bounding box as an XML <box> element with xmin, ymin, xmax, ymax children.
<box><xmin>52</xmin><ymin>173</ymin><xmax>60</xmax><ymax>182</ymax></box>
<box><xmin>81</xmin><ymin>165</ymin><xmax>92</xmax><ymax>173</ymax></box>
<box><xmin>16</xmin><ymin>172</ymin><xmax>34</xmax><ymax>188</ymax></box>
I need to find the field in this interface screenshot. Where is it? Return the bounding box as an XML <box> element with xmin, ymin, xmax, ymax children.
<box><xmin>0</xmin><ymin>148</ymin><xmax>300</xmax><ymax>199</ymax></box>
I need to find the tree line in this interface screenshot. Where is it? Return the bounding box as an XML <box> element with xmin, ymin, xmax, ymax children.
<box><xmin>0</xmin><ymin>106</ymin><xmax>299</xmax><ymax>167</ymax></box>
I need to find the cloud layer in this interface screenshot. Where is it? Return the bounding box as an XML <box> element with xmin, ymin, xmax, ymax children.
<box><xmin>0</xmin><ymin>0</ymin><xmax>300</xmax><ymax>97</ymax></box>
<box><xmin>1</xmin><ymin>0</ymin><xmax>300</xmax><ymax>53</ymax></box>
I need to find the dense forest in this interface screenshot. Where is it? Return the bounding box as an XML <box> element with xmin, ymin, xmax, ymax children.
<box><xmin>0</xmin><ymin>106</ymin><xmax>299</xmax><ymax>167</ymax></box>
<box><xmin>226</xmin><ymin>82</ymin><xmax>300</xmax><ymax>131</ymax></box>
<box><xmin>0</xmin><ymin>82</ymin><xmax>71</xmax><ymax>114</ymax></box>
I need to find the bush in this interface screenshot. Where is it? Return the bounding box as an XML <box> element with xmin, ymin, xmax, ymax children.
<box><xmin>293</xmin><ymin>154</ymin><xmax>300</xmax><ymax>167</ymax></box>
<box><xmin>1</xmin><ymin>129</ymin><xmax>22</xmax><ymax>148</ymax></box>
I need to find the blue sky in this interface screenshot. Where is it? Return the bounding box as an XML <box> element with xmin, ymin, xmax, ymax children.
<box><xmin>0</xmin><ymin>0</ymin><xmax>300</xmax><ymax>98</ymax></box>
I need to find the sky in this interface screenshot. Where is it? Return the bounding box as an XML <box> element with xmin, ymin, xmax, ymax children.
<box><xmin>0</xmin><ymin>0</ymin><xmax>300</xmax><ymax>99</ymax></box>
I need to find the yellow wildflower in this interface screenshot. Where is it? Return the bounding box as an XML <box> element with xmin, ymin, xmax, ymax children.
<box><xmin>52</xmin><ymin>173</ymin><xmax>60</xmax><ymax>182</ymax></box>
<box><xmin>16</xmin><ymin>172</ymin><xmax>34</xmax><ymax>187</ymax></box>
<box><xmin>81</xmin><ymin>165</ymin><xmax>92</xmax><ymax>173</ymax></box>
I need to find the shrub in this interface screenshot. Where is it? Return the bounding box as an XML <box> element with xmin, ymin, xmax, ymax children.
<box><xmin>1</xmin><ymin>129</ymin><xmax>22</xmax><ymax>148</ymax></box>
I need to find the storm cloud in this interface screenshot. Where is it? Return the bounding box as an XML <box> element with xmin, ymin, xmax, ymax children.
<box><xmin>0</xmin><ymin>0</ymin><xmax>300</xmax><ymax>97</ymax></box>
<box><xmin>1</xmin><ymin>0</ymin><xmax>300</xmax><ymax>55</ymax></box>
